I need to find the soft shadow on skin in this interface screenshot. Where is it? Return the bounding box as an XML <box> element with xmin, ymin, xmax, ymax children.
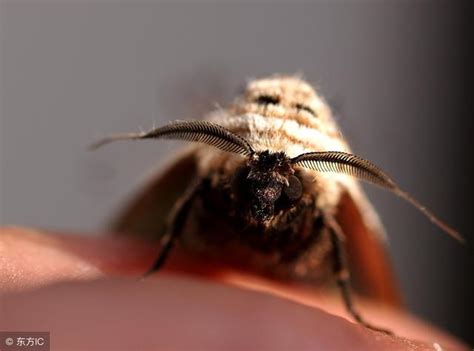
<box><xmin>0</xmin><ymin>278</ymin><xmax>430</xmax><ymax>351</ymax></box>
<box><xmin>0</xmin><ymin>227</ymin><xmax>469</xmax><ymax>350</ymax></box>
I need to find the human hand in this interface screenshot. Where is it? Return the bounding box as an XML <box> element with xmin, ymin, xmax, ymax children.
<box><xmin>0</xmin><ymin>227</ymin><xmax>468</xmax><ymax>350</ymax></box>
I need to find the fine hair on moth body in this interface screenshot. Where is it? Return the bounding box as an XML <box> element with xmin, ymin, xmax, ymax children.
<box><xmin>91</xmin><ymin>75</ymin><xmax>462</xmax><ymax>334</ymax></box>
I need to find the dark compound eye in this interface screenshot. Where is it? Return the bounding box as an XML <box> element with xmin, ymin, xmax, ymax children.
<box><xmin>283</xmin><ymin>175</ymin><xmax>303</xmax><ymax>202</ymax></box>
<box><xmin>255</xmin><ymin>95</ymin><xmax>280</xmax><ymax>105</ymax></box>
<box><xmin>295</xmin><ymin>103</ymin><xmax>316</xmax><ymax>116</ymax></box>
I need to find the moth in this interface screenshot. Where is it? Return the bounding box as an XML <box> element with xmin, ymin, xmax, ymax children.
<box><xmin>92</xmin><ymin>75</ymin><xmax>462</xmax><ymax>333</ymax></box>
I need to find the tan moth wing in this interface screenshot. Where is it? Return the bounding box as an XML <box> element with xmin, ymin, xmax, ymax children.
<box><xmin>111</xmin><ymin>148</ymin><xmax>198</xmax><ymax>242</ymax></box>
<box><xmin>336</xmin><ymin>189</ymin><xmax>402</xmax><ymax>307</ymax></box>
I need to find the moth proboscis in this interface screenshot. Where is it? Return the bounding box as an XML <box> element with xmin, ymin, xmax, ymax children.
<box><xmin>91</xmin><ymin>75</ymin><xmax>462</xmax><ymax>334</ymax></box>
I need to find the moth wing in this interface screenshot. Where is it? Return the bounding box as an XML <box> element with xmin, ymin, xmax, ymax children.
<box><xmin>110</xmin><ymin>148</ymin><xmax>199</xmax><ymax>242</ymax></box>
<box><xmin>336</xmin><ymin>184</ymin><xmax>402</xmax><ymax>307</ymax></box>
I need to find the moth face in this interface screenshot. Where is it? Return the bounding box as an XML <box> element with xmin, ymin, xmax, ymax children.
<box><xmin>232</xmin><ymin>76</ymin><xmax>322</xmax><ymax>119</ymax></box>
<box><xmin>231</xmin><ymin>151</ymin><xmax>303</xmax><ymax>225</ymax></box>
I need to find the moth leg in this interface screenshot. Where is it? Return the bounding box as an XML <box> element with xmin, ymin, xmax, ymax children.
<box><xmin>143</xmin><ymin>179</ymin><xmax>203</xmax><ymax>276</ymax></box>
<box><xmin>325</xmin><ymin>216</ymin><xmax>392</xmax><ymax>334</ymax></box>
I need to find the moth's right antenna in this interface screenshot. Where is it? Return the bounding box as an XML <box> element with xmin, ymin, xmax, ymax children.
<box><xmin>291</xmin><ymin>151</ymin><xmax>464</xmax><ymax>243</ymax></box>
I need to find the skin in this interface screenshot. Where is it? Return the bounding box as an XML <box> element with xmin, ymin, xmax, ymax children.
<box><xmin>0</xmin><ymin>226</ymin><xmax>469</xmax><ymax>351</ymax></box>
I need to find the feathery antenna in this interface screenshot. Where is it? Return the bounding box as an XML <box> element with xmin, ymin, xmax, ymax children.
<box><xmin>292</xmin><ymin>151</ymin><xmax>464</xmax><ymax>243</ymax></box>
<box><xmin>90</xmin><ymin>120</ymin><xmax>255</xmax><ymax>156</ymax></box>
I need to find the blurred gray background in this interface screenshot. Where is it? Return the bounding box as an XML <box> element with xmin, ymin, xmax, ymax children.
<box><xmin>1</xmin><ymin>1</ymin><xmax>472</xmax><ymax>343</ymax></box>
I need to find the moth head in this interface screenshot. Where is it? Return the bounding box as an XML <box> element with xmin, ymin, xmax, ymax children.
<box><xmin>232</xmin><ymin>151</ymin><xmax>303</xmax><ymax>224</ymax></box>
